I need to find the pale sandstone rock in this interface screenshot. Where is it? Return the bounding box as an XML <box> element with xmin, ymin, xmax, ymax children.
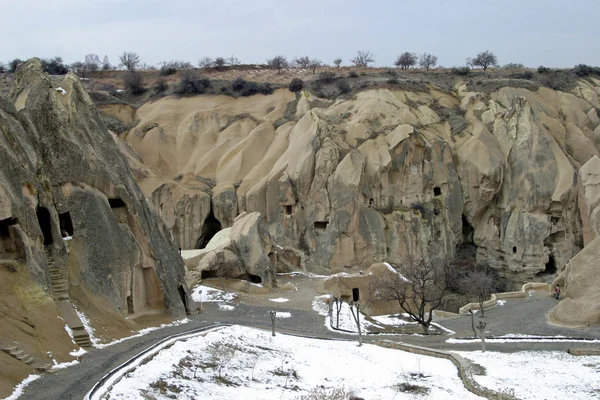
<box><xmin>578</xmin><ymin>156</ymin><xmax>600</xmax><ymax>246</ymax></box>
<box><xmin>551</xmin><ymin>237</ymin><xmax>600</xmax><ymax>326</ymax></box>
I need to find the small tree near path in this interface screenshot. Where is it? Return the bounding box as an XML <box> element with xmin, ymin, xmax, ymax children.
<box><xmin>380</xmin><ymin>260</ymin><xmax>449</xmax><ymax>334</ymax></box>
<box><xmin>333</xmin><ymin>58</ymin><xmax>342</xmax><ymax>69</ymax></box>
<box><xmin>472</xmin><ymin>51</ymin><xmax>498</xmax><ymax>71</ymax></box>
<box><xmin>308</xmin><ymin>58</ymin><xmax>322</xmax><ymax>74</ymax></box>
<box><xmin>460</xmin><ymin>267</ymin><xmax>496</xmax><ymax>317</ymax></box>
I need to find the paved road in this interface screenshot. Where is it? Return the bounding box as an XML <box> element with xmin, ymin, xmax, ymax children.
<box><xmin>21</xmin><ymin>290</ymin><xmax>600</xmax><ymax>400</ymax></box>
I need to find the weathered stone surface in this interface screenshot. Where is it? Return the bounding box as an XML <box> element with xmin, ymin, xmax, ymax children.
<box><xmin>578</xmin><ymin>156</ymin><xmax>600</xmax><ymax>246</ymax></box>
<box><xmin>551</xmin><ymin>237</ymin><xmax>600</xmax><ymax>326</ymax></box>
<box><xmin>118</xmin><ymin>82</ymin><xmax>600</xmax><ymax>289</ymax></box>
<box><xmin>0</xmin><ymin>59</ymin><xmax>188</xmax><ymax>324</ymax></box>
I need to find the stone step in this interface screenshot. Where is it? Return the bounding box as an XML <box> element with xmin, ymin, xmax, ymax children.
<box><xmin>10</xmin><ymin>350</ymin><xmax>24</xmax><ymax>357</ymax></box>
<box><xmin>53</xmin><ymin>294</ymin><xmax>69</xmax><ymax>301</ymax></box>
<box><xmin>33</xmin><ymin>363</ymin><xmax>52</xmax><ymax>372</ymax></box>
<box><xmin>23</xmin><ymin>356</ymin><xmax>35</xmax><ymax>365</ymax></box>
<box><xmin>1</xmin><ymin>346</ymin><xmax>18</xmax><ymax>352</ymax></box>
<box><xmin>52</xmin><ymin>283</ymin><xmax>69</xmax><ymax>291</ymax></box>
<box><xmin>16</xmin><ymin>353</ymin><xmax>30</xmax><ymax>361</ymax></box>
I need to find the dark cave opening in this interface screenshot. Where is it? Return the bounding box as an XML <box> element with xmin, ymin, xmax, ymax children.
<box><xmin>108</xmin><ymin>198</ymin><xmax>126</xmax><ymax>209</ymax></box>
<box><xmin>538</xmin><ymin>255</ymin><xmax>557</xmax><ymax>276</ymax></box>
<box><xmin>462</xmin><ymin>215</ymin><xmax>474</xmax><ymax>243</ymax></box>
<box><xmin>433</xmin><ymin>187</ymin><xmax>442</xmax><ymax>196</ymax></box>
<box><xmin>59</xmin><ymin>212</ymin><xmax>74</xmax><ymax>237</ymax></box>
<box><xmin>195</xmin><ymin>211</ymin><xmax>222</xmax><ymax>249</ymax></box>
<box><xmin>248</xmin><ymin>274</ymin><xmax>262</xmax><ymax>284</ymax></box>
<box><xmin>284</xmin><ymin>205</ymin><xmax>294</xmax><ymax>216</ymax></box>
<box><xmin>513</xmin><ymin>246</ymin><xmax>517</xmax><ymax>254</ymax></box>
<box><xmin>36</xmin><ymin>207</ymin><xmax>53</xmax><ymax>246</ymax></box>
<box><xmin>0</xmin><ymin>217</ymin><xmax>20</xmax><ymax>257</ymax></box>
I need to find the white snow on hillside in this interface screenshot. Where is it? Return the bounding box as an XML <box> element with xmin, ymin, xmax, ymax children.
<box><xmin>106</xmin><ymin>325</ymin><xmax>483</xmax><ymax>399</ymax></box>
<box><xmin>191</xmin><ymin>285</ymin><xmax>237</xmax><ymax>303</ymax></box>
<box><xmin>457</xmin><ymin>350</ymin><xmax>600</xmax><ymax>399</ymax></box>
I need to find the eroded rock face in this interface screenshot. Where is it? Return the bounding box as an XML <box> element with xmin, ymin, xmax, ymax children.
<box><xmin>0</xmin><ymin>59</ymin><xmax>188</xmax><ymax>320</ymax></box>
<box><xmin>185</xmin><ymin>212</ymin><xmax>277</xmax><ymax>287</ymax></box>
<box><xmin>578</xmin><ymin>156</ymin><xmax>600</xmax><ymax>246</ymax></box>
<box><xmin>118</xmin><ymin>78</ymin><xmax>600</xmax><ymax>285</ymax></box>
<box><xmin>551</xmin><ymin>236</ymin><xmax>600</xmax><ymax>326</ymax></box>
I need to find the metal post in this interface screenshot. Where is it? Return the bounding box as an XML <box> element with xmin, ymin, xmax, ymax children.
<box><xmin>350</xmin><ymin>302</ymin><xmax>363</xmax><ymax>347</ymax></box>
<box><xmin>477</xmin><ymin>318</ymin><xmax>487</xmax><ymax>352</ymax></box>
<box><xmin>269</xmin><ymin>310</ymin><xmax>277</xmax><ymax>336</ymax></box>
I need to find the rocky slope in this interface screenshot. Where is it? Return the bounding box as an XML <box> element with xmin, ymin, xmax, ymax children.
<box><xmin>0</xmin><ymin>59</ymin><xmax>189</xmax><ymax>394</ymax></box>
<box><xmin>115</xmin><ymin>76</ymin><xmax>600</xmax><ymax>287</ymax></box>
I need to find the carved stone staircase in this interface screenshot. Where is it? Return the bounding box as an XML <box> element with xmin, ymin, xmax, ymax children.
<box><xmin>0</xmin><ymin>343</ymin><xmax>51</xmax><ymax>372</ymax></box>
<box><xmin>44</xmin><ymin>247</ymin><xmax>93</xmax><ymax>348</ymax></box>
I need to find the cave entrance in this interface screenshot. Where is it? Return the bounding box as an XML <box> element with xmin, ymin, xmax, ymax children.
<box><xmin>0</xmin><ymin>217</ymin><xmax>20</xmax><ymax>258</ymax></box>
<box><xmin>195</xmin><ymin>211</ymin><xmax>222</xmax><ymax>249</ymax></box>
<box><xmin>462</xmin><ymin>215</ymin><xmax>474</xmax><ymax>243</ymax></box>
<box><xmin>178</xmin><ymin>285</ymin><xmax>189</xmax><ymax>314</ymax></box>
<box><xmin>36</xmin><ymin>207</ymin><xmax>53</xmax><ymax>246</ymax></box>
<box><xmin>434</xmin><ymin>187</ymin><xmax>442</xmax><ymax>197</ymax></box>
<box><xmin>59</xmin><ymin>212</ymin><xmax>74</xmax><ymax>238</ymax></box>
<box><xmin>108</xmin><ymin>198</ymin><xmax>126</xmax><ymax>208</ymax></box>
<box><xmin>248</xmin><ymin>274</ymin><xmax>262</xmax><ymax>284</ymax></box>
<box><xmin>538</xmin><ymin>255</ymin><xmax>557</xmax><ymax>276</ymax></box>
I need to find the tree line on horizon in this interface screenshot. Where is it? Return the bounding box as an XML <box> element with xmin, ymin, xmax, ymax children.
<box><xmin>3</xmin><ymin>50</ymin><xmax>597</xmax><ymax>77</ymax></box>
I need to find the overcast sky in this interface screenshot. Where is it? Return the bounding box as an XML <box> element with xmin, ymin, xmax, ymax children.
<box><xmin>2</xmin><ymin>0</ymin><xmax>598</xmax><ymax>68</ymax></box>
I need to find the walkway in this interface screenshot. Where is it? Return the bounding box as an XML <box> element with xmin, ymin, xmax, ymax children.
<box><xmin>20</xmin><ymin>286</ymin><xmax>600</xmax><ymax>400</ymax></box>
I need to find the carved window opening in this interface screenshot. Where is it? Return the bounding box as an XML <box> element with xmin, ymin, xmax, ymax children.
<box><xmin>285</xmin><ymin>205</ymin><xmax>293</xmax><ymax>216</ymax></box>
<box><xmin>59</xmin><ymin>212</ymin><xmax>74</xmax><ymax>237</ymax></box>
<box><xmin>314</xmin><ymin>221</ymin><xmax>329</xmax><ymax>231</ymax></box>
<box><xmin>512</xmin><ymin>246</ymin><xmax>517</xmax><ymax>254</ymax></box>
<box><xmin>434</xmin><ymin>187</ymin><xmax>442</xmax><ymax>196</ymax></box>
<box><xmin>108</xmin><ymin>198</ymin><xmax>126</xmax><ymax>208</ymax></box>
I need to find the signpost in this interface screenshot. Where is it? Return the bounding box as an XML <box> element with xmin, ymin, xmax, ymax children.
<box><xmin>269</xmin><ymin>310</ymin><xmax>277</xmax><ymax>336</ymax></box>
<box><xmin>349</xmin><ymin>288</ymin><xmax>363</xmax><ymax>347</ymax></box>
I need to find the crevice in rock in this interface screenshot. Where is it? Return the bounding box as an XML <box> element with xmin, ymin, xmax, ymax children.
<box><xmin>195</xmin><ymin>207</ymin><xmax>222</xmax><ymax>249</ymax></box>
<box><xmin>59</xmin><ymin>212</ymin><xmax>74</xmax><ymax>237</ymax></box>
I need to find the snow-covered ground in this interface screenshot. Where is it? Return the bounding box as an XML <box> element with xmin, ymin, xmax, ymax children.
<box><xmin>191</xmin><ymin>285</ymin><xmax>237</xmax><ymax>303</ymax></box>
<box><xmin>105</xmin><ymin>325</ymin><xmax>482</xmax><ymax>400</ymax></box>
<box><xmin>457</xmin><ymin>350</ymin><xmax>600</xmax><ymax>399</ymax></box>
<box><xmin>3</xmin><ymin>375</ymin><xmax>41</xmax><ymax>400</ymax></box>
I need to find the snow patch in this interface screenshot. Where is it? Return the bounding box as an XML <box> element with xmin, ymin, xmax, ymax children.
<box><xmin>269</xmin><ymin>297</ymin><xmax>289</xmax><ymax>303</ymax></box>
<box><xmin>55</xmin><ymin>87</ymin><xmax>66</xmax><ymax>95</ymax></box>
<box><xmin>276</xmin><ymin>312</ymin><xmax>291</xmax><ymax>318</ymax></box>
<box><xmin>219</xmin><ymin>304</ymin><xmax>235</xmax><ymax>311</ymax></box>
<box><xmin>191</xmin><ymin>285</ymin><xmax>237</xmax><ymax>303</ymax></box>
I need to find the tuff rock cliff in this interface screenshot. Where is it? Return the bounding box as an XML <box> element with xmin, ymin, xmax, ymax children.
<box><xmin>0</xmin><ymin>59</ymin><xmax>189</xmax><ymax>392</ymax></box>
<box><xmin>115</xmin><ymin>77</ymin><xmax>600</xmax><ymax>287</ymax></box>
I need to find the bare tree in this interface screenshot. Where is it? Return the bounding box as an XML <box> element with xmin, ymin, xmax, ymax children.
<box><xmin>351</xmin><ymin>50</ymin><xmax>374</xmax><ymax>68</ymax></box>
<box><xmin>70</xmin><ymin>61</ymin><xmax>87</xmax><ymax>77</ymax></box>
<box><xmin>227</xmin><ymin>55</ymin><xmax>241</xmax><ymax>66</ymax></box>
<box><xmin>472</xmin><ymin>51</ymin><xmax>498</xmax><ymax>71</ymax></box>
<box><xmin>86</xmin><ymin>62</ymin><xmax>99</xmax><ymax>72</ymax></box>
<box><xmin>293</xmin><ymin>56</ymin><xmax>311</xmax><ymax>69</ymax></box>
<box><xmin>419</xmin><ymin>53</ymin><xmax>438</xmax><ymax>71</ymax></box>
<box><xmin>333</xmin><ymin>58</ymin><xmax>342</xmax><ymax>69</ymax></box>
<box><xmin>308</xmin><ymin>58</ymin><xmax>322</xmax><ymax>74</ymax></box>
<box><xmin>118</xmin><ymin>51</ymin><xmax>141</xmax><ymax>71</ymax></box>
<box><xmin>267</xmin><ymin>55</ymin><xmax>288</xmax><ymax>73</ymax></box>
<box><xmin>460</xmin><ymin>268</ymin><xmax>496</xmax><ymax>317</ymax></box>
<box><xmin>214</xmin><ymin>57</ymin><xmax>227</xmax><ymax>71</ymax></box>
<box><xmin>198</xmin><ymin>57</ymin><xmax>214</xmax><ymax>68</ymax></box>
<box><xmin>379</xmin><ymin>260</ymin><xmax>449</xmax><ymax>334</ymax></box>
<box><xmin>102</xmin><ymin>62</ymin><xmax>112</xmax><ymax>71</ymax></box>
<box><xmin>394</xmin><ymin>52</ymin><xmax>418</xmax><ymax>70</ymax></box>
<box><xmin>0</xmin><ymin>62</ymin><xmax>6</xmax><ymax>73</ymax></box>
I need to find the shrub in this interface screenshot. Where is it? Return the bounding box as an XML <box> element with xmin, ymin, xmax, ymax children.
<box><xmin>537</xmin><ymin>66</ymin><xmax>551</xmax><ymax>74</ymax></box>
<box><xmin>8</xmin><ymin>58</ymin><xmax>22</xmax><ymax>73</ymax></box>
<box><xmin>573</xmin><ymin>64</ymin><xmax>600</xmax><ymax>77</ymax></box>
<box><xmin>153</xmin><ymin>79</ymin><xmax>168</xmax><ymax>94</ymax></box>
<box><xmin>174</xmin><ymin>71</ymin><xmax>211</xmax><ymax>96</ymax></box>
<box><xmin>318</xmin><ymin>71</ymin><xmax>337</xmax><ymax>83</ymax></box>
<box><xmin>511</xmin><ymin>71</ymin><xmax>534</xmax><ymax>80</ymax></box>
<box><xmin>336</xmin><ymin>80</ymin><xmax>351</xmax><ymax>94</ymax></box>
<box><xmin>451</xmin><ymin>66</ymin><xmax>471</xmax><ymax>76</ymax></box>
<box><xmin>231</xmin><ymin>77</ymin><xmax>246</xmax><ymax>91</ymax></box>
<box><xmin>387</xmin><ymin>77</ymin><xmax>399</xmax><ymax>85</ymax></box>
<box><xmin>239</xmin><ymin>81</ymin><xmax>273</xmax><ymax>96</ymax></box>
<box><xmin>348</xmin><ymin>71</ymin><xmax>358</xmax><ymax>78</ymax></box>
<box><xmin>0</xmin><ymin>62</ymin><xmax>6</xmax><ymax>73</ymax></box>
<box><xmin>41</xmin><ymin>57</ymin><xmax>69</xmax><ymax>75</ymax></box>
<box><xmin>123</xmin><ymin>72</ymin><xmax>145</xmax><ymax>95</ymax></box>
<box><xmin>288</xmin><ymin>78</ymin><xmax>304</xmax><ymax>93</ymax></box>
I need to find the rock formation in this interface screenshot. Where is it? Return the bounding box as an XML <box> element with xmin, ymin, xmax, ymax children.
<box><xmin>113</xmin><ymin>78</ymin><xmax>600</xmax><ymax>285</ymax></box>
<box><xmin>0</xmin><ymin>59</ymin><xmax>189</xmax><ymax>389</ymax></box>
<box><xmin>185</xmin><ymin>212</ymin><xmax>279</xmax><ymax>288</ymax></box>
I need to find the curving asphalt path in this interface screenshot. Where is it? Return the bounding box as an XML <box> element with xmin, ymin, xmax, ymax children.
<box><xmin>20</xmin><ymin>290</ymin><xmax>600</xmax><ymax>400</ymax></box>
